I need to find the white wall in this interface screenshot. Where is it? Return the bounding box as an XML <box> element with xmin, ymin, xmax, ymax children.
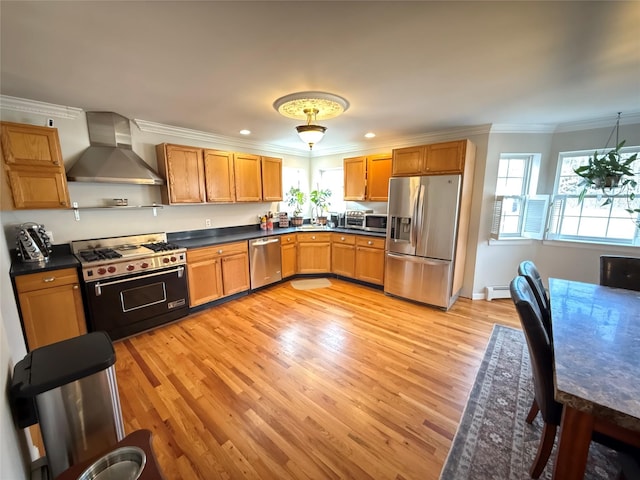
<box><xmin>0</xmin><ymin>215</ymin><xmax>30</xmax><ymax>479</ymax></box>
<box><xmin>471</xmin><ymin>122</ymin><xmax>640</xmax><ymax>296</ymax></box>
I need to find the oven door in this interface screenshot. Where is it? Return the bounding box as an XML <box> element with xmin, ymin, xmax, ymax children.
<box><xmin>84</xmin><ymin>265</ymin><xmax>189</xmax><ymax>340</ymax></box>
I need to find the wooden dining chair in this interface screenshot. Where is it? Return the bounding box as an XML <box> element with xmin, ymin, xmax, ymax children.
<box><xmin>600</xmin><ymin>256</ymin><xmax>640</xmax><ymax>292</ymax></box>
<box><xmin>510</xmin><ymin>276</ymin><xmax>561</xmax><ymax>478</ymax></box>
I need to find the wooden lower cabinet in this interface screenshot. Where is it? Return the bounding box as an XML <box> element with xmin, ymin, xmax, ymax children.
<box><xmin>355</xmin><ymin>236</ymin><xmax>386</xmax><ymax>285</ymax></box>
<box><xmin>280</xmin><ymin>234</ymin><xmax>297</xmax><ymax>278</ymax></box>
<box><xmin>331</xmin><ymin>234</ymin><xmax>356</xmax><ymax>277</ymax></box>
<box><xmin>186</xmin><ymin>241</ymin><xmax>249</xmax><ymax>307</ymax></box>
<box><xmin>15</xmin><ymin>268</ymin><xmax>87</xmax><ymax>351</ymax></box>
<box><xmin>297</xmin><ymin>233</ymin><xmax>331</xmax><ymax>273</ymax></box>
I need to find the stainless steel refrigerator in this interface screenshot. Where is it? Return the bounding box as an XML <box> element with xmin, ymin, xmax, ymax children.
<box><xmin>384</xmin><ymin>175</ymin><xmax>462</xmax><ymax>309</ymax></box>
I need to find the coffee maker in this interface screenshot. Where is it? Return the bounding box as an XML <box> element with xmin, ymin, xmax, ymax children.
<box><xmin>11</xmin><ymin>332</ymin><xmax>125</xmax><ymax>478</ymax></box>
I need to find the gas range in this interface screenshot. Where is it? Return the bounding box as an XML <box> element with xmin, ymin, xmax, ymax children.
<box><xmin>71</xmin><ymin>233</ymin><xmax>186</xmax><ymax>282</ymax></box>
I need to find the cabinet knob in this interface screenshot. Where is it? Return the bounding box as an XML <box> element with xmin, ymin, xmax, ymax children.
<box><xmin>73</xmin><ymin>285</ymin><xmax>79</xmax><ymax>290</ymax></box>
<box><xmin>368</xmin><ymin>240</ymin><xmax>373</xmax><ymax>245</ymax></box>
<box><xmin>218</xmin><ymin>249</ymin><xmax>223</xmax><ymax>254</ymax></box>
<box><xmin>311</xmin><ymin>235</ymin><xmax>316</xmax><ymax>240</ymax></box>
<box><xmin>43</xmin><ymin>277</ymin><xmax>55</xmax><ymax>282</ymax></box>
<box><xmin>341</xmin><ymin>236</ymin><xmax>345</xmax><ymax>241</ymax></box>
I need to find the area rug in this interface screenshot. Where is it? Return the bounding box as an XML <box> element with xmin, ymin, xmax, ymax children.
<box><xmin>290</xmin><ymin>278</ymin><xmax>332</xmax><ymax>290</ymax></box>
<box><xmin>439</xmin><ymin>325</ymin><xmax>621</xmax><ymax>480</ymax></box>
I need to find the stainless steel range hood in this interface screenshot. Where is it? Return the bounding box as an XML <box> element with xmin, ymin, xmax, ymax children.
<box><xmin>66</xmin><ymin>112</ymin><xmax>165</xmax><ymax>185</ymax></box>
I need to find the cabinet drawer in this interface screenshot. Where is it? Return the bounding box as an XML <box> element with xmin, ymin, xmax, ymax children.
<box><xmin>15</xmin><ymin>268</ymin><xmax>79</xmax><ymax>293</ymax></box>
<box><xmin>332</xmin><ymin>233</ymin><xmax>356</xmax><ymax>245</ymax></box>
<box><xmin>281</xmin><ymin>234</ymin><xmax>297</xmax><ymax>244</ymax></box>
<box><xmin>187</xmin><ymin>241</ymin><xmax>248</xmax><ymax>262</ymax></box>
<box><xmin>297</xmin><ymin>233</ymin><xmax>332</xmax><ymax>243</ymax></box>
<box><xmin>356</xmin><ymin>236</ymin><xmax>385</xmax><ymax>249</ymax></box>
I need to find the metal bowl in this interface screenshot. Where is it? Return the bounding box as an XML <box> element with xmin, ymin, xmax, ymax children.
<box><xmin>77</xmin><ymin>446</ymin><xmax>146</xmax><ymax>480</ymax></box>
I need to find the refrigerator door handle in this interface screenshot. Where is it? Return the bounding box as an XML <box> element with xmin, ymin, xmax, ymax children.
<box><xmin>416</xmin><ymin>184</ymin><xmax>426</xmax><ymax>240</ymax></box>
<box><xmin>411</xmin><ymin>185</ymin><xmax>421</xmax><ymax>247</ymax></box>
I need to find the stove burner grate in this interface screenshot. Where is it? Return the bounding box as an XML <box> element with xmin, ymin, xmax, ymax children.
<box><xmin>79</xmin><ymin>248</ymin><xmax>123</xmax><ymax>262</ymax></box>
<box><xmin>142</xmin><ymin>242</ymin><xmax>182</xmax><ymax>253</ymax></box>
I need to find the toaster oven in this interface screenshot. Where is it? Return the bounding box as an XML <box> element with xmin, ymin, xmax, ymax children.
<box><xmin>345</xmin><ymin>210</ymin><xmax>372</xmax><ymax>230</ymax></box>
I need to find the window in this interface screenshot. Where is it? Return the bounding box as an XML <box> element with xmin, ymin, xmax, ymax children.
<box><xmin>548</xmin><ymin>146</ymin><xmax>640</xmax><ymax>245</ymax></box>
<box><xmin>315</xmin><ymin>168</ymin><xmax>346</xmax><ymax>213</ymax></box>
<box><xmin>491</xmin><ymin>154</ymin><xmax>546</xmax><ymax>240</ymax></box>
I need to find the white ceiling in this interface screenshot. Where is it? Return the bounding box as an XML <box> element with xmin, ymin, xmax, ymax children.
<box><xmin>1</xmin><ymin>1</ymin><xmax>639</xmax><ymax>155</ymax></box>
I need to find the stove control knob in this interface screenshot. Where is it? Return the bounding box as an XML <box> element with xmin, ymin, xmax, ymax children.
<box><xmin>163</xmin><ymin>257</ymin><xmax>170</xmax><ymax>264</ymax></box>
<box><xmin>170</xmin><ymin>256</ymin><xmax>177</xmax><ymax>262</ymax></box>
<box><xmin>107</xmin><ymin>266</ymin><xmax>116</xmax><ymax>273</ymax></box>
<box><xmin>141</xmin><ymin>262</ymin><xmax>149</xmax><ymax>269</ymax></box>
<box><xmin>97</xmin><ymin>268</ymin><xmax>107</xmax><ymax>275</ymax></box>
<box><xmin>127</xmin><ymin>264</ymin><xmax>135</xmax><ymax>271</ymax></box>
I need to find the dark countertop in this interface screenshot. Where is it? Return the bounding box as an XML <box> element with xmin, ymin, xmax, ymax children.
<box><xmin>168</xmin><ymin>225</ymin><xmax>385</xmax><ymax>250</ymax></box>
<box><xmin>10</xmin><ymin>245</ymin><xmax>80</xmax><ymax>278</ymax></box>
<box><xmin>9</xmin><ymin>225</ymin><xmax>386</xmax><ymax>276</ymax></box>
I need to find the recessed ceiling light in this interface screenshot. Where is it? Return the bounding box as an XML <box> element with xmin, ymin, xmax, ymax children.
<box><xmin>365</xmin><ymin>132</ymin><xmax>376</xmax><ymax>138</ymax></box>
<box><xmin>240</xmin><ymin>129</ymin><xmax>251</xmax><ymax>135</ymax></box>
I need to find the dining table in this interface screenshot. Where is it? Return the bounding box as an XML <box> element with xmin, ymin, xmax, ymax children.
<box><xmin>549</xmin><ymin>278</ymin><xmax>640</xmax><ymax>480</ymax></box>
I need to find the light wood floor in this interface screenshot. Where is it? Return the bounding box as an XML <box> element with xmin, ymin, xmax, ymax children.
<box><xmin>114</xmin><ymin>279</ymin><xmax>520</xmax><ymax>480</ymax></box>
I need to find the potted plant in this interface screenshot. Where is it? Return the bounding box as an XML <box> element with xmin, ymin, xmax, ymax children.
<box><xmin>574</xmin><ymin>140</ymin><xmax>638</xmax><ymax>204</ymax></box>
<box><xmin>285</xmin><ymin>186</ymin><xmax>306</xmax><ymax>226</ymax></box>
<box><xmin>310</xmin><ymin>188</ymin><xmax>332</xmax><ymax>225</ymax></box>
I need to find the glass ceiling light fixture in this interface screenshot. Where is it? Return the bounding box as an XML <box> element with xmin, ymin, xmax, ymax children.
<box><xmin>273</xmin><ymin>91</ymin><xmax>349</xmax><ymax>150</ymax></box>
<box><xmin>296</xmin><ymin>108</ymin><xmax>325</xmax><ymax>150</ymax></box>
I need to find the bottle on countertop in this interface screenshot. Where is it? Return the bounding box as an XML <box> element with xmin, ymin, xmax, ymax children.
<box><xmin>260</xmin><ymin>215</ymin><xmax>267</xmax><ymax>230</ymax></box>
<box><xmin>267</xmin><ymin>212</ymin><xmax>273</xmax><ymax>230</ymax></box>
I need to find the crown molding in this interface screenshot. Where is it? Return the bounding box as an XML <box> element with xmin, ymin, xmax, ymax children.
<box><xmin>0</xmin><ymin>95</ymin><xmax>83</xmax><ymax>119</ymax></box>
<box><xmin>552</xmin><ymin>112</ymin><xmax>640</xmax><ymax>133</ymax></box>
<box><xmin>133</xmin><ymin>119</ymin><xmax>310</xmax><ymax>158</ymax></box>
<box><xmin>490</xmin><ymin>123</ymin><xmax>556</xmax><ymax>134</ymax></box>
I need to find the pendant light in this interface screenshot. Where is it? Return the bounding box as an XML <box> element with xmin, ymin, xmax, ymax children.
<box><xmin>295</xmin><ymin>108</ymin><xmax>327</xmax><ymax>150</ymax></box>
<box><xmin>274</xmin><ymin>91</ymin><xmax>349</xmax><ymax>150</ymax></box>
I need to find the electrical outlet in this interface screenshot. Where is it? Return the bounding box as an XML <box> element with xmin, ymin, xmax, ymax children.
<box><xmin>45</xmin><ymin>230</ymin><xmax>54</xmax><ymax>243</ymax></box>
<box><xmin>205</xmin><ymin>219</ymin><xmax>212</xmax><ymax>228</ymax></box>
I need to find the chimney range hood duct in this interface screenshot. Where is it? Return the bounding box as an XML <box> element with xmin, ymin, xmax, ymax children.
<box><xmin>67</xmin><ymin>112</ymin><xmax>165</xmax><ymax>185</ymax></box>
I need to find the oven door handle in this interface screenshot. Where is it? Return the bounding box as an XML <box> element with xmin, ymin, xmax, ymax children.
<box><xmin>93</xmin><ymin>266</ymin><xmax>185</xmax><ymax>296</ymax></box>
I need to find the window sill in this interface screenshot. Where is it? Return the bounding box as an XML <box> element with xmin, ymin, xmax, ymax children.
<box><xmin>542</xmin><ymin>239</ymin><xmax>639</xmax><ymax>251</ymax></box>
<box><xmin>488</xmin><ymin>238</ymin><xmax>535</xmax><ymax>246</ymax></box>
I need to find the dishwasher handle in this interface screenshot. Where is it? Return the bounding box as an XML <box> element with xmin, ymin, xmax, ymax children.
<box><xmin>252</xmin><ymin>238</ymin><xmax>280</xmax><ymax>247</ymax></box>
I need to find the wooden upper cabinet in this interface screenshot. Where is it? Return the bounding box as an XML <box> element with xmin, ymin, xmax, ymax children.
<box><xmin>204</xmin><ymin>149</ymin><xmax>235</xmax><ymax>202</ymax></box>
<box><xmin>425</xmin><ymin>140</ymin><xmax>465</xmax><ymax>174</ymax></box>
<box><xmin>344</xmin><ymin>154</ymin><xmax>391</xmax><ymax>201</ymax></box>
<box><xmin>7</xmin><ymin>166</ymin><xmax>71</xmax><ymax>209</ymax></box>
<box><xmin>392</xmin><ymin>140</ymin><xmax>469</xmax><ymax>176</ymax></box>
<box><xmin>391</xmin><ymin>146</ymin><xmax>425</xmax><ymax>176</ymax></box>
<box><xmin>344</xmin><ymin>156</ymin><xmax>367</xmax><ymax>200</ymax></box>
<box><xmin>157</xmin><ymin>143</ymin><xmax>281</xmax><ymax>205</ymax></box>
<box><xmin>156</xmin><ymin>144</ymin><xmax>206</xmax><ymax>204</ymax></box>
<box><xmin>261</xmin><ymin>156</ymin><xmax>282</xmax><ymax>201</ymax></box>
<box><xmin>1</xmin><ymin>122</ymin><xmax>63</xmax><ymax>167</ymax></box>
<box><xmin>234</xmin><ymin>153</ymin><xmax>262</xmax><ymax>202</ymax></box>
<box><xmin>1</xmin><ymin>122</ymin><xmax>71</xmax><ymax>209</ymax></box>
<box><xmin>366</xmin><ymin>154</ymin><xmax>392</xmax><ymax>201</ymax></box>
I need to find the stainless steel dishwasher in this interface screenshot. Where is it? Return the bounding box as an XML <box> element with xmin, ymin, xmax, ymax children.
<box><xmin>249</xmin><ymin>236</ymin><xmax>282</xmax><ymax>289</ymax></box>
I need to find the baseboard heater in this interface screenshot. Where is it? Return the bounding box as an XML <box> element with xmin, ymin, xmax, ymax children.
<box><xmin>485</xmin><ymin>285</ymin><xmax>511</xmax><ymax>301</ymax></box>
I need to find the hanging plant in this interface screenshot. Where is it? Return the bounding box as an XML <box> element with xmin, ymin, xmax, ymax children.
<box><xmin>574</xmin><ymin>140</ymin><xmax>638</xmax><ymax>205</ymax></box>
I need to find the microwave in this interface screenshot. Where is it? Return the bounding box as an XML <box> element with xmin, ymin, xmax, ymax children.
<box><xmin>364</xmin><ymin>213</ymin><xmax>387</xmax><ymax>233</ymax></box>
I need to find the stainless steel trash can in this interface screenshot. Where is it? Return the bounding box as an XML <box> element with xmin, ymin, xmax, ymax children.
<box><xmin>11</xmin><ymin>332</ymin><xmax>125</xmax><ymax>478</ymax></box>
